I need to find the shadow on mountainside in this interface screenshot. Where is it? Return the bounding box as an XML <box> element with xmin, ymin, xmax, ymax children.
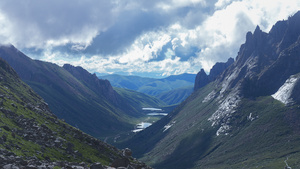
<box><xmin>154</xmin><ymin>129</ymin><xmax>217</xmax><ymax>169</ymax></box>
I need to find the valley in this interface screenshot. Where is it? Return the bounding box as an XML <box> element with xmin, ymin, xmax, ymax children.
<box><xmin>99</xmin><ymin>74</ymin><xmax>196</xmax><ymax>105</ymax></box>
<box><xmin>0</xmin><ymin>2</ymin><xmax>300</xmax><ymax>169</ymax></box>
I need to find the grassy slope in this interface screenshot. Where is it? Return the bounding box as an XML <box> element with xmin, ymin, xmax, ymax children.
<box><xmin>26</xmin><ymin>80</ymin><xmax>133</xmax><ymax>139</ymax></box>
<box><xmin>0</xmin><ymin>60</ymin><xmax>122</xmax><ymax>165</ymax></box>
<box><xmin>24</xmin><ymin>61</ymin><xmax>134</xmax><ymax>138</ymax></box>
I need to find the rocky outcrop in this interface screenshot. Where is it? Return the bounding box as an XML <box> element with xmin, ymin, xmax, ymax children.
<box><xmin>194</xmin><ymin>69</ymin><xmax>209</xmax><ymax>91</ymax></box>
<box><xmin>0</xmin><ymin>148</ymin><xmax>150</xmax><ymax>169</ymax></box>
<box><xmin>215</xmin><ymin>11</ymin><xmax>300</xmax><ymax>101</ymax></box>
<box><xmin>209</xmin><ymin>58</ymin><xmax>234</xmax><ymax>81</ymax></box>
<box><xmin>194</xmin><ymin>58</ymin><xmax>234</xmax><ymax>91</ymax></box>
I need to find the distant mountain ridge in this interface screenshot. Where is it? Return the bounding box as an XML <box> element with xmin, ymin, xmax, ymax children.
<box><xmin>121</xmin><ymin>11</ymin><xmax>300</xmax><ymax>169</ymax></box>
<box><xmin>99</xmin><ymin>73</ymin><xmax>196</xmax><ymax>105</ymax></box>
<box><xmin>194</xmin><ymin>57</ymin><xmax>234</xmax><ymax>91</ymax></box>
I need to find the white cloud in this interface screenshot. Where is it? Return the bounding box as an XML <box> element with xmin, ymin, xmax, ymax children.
<box><xmin>0</xmin><ymin>0</ymin><xmax>117</xmax><ymax>48</ymax></box>
<box><xmin>118</xmin><ymin>32</ymin><xmax>171</xmax><ymax>63</ymax></box>
<box><xmin>157</xmin><ymin>0</ymin><xmax>207</xmax><ymax>11</ymax></box>
<box><xmin>2</xmin><ymin>0</ymin><xmax>300</xmax><ymax>77</ymax></box>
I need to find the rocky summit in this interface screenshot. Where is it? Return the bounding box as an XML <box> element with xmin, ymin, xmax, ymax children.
<box><xmin>194</xmin><ymin>57</ymin><xmax>233</xmax><ymax>91</ymax></box>
<box><xmin>0</xmin><ymin>57</ymin><xmax>151</xmax><ymax>169</ymax></box>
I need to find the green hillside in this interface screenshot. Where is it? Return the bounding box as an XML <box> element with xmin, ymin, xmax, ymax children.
<box><xmin>0</xmin><ymin>58</ymin><xmax>150</xmax><ymax>168</ymax></box>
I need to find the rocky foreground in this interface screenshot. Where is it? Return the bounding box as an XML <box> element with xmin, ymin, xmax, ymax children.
<box><xmin>0</xmin><ymin>101</ymin><xmax>150</xmax><ymax>169</ymax></box>
<box><xmin>0</xmin><ymin>148</ymin><xmax>150</xmax><ymax>169</ymax></box>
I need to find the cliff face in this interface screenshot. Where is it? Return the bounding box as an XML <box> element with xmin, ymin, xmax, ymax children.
<box><xmin>194</xmin><ymin>58</ymin><xmax>234</xmax><ymax>91</ymax></box>
<box><xmin>194</xmin><ymin>69</ymin><xmax>209</xmax><ymax>91</ymax></box>
<box><xmin>216</xmin><ymin>11</ymin><xmax>300</xmax><ymax>101</ymax></box>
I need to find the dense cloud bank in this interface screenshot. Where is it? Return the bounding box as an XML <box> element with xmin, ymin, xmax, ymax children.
<box><xmin>0</xmin><ymin>0</ymin><xmax>299</xmax><ymax>77</ymax></box>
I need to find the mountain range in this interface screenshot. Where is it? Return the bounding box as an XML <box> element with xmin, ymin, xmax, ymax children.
<box><xmin>0</xmin><ymin>57</ymin><xmax>150</xmax><ymax>168</ymax></box>
<box><xmin>98</xmin><ymin>73</ymin><xmax>196</xmax><ymax>105</ymax></box>
<box><xmin>2</xmin><ymin>9</ymin><xmax>300</xmax><ymax>169</ymax></box>
<box><xmin>119</xmin><ymin>11</ymin><xmax>300</xmax><ymax>169</ymax></box>
<box><xmin>0</xmin><ymin>46</ymin><xmax>163</xmax><ymax>139</ymax></box>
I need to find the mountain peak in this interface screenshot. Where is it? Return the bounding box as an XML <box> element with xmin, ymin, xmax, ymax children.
<box><xmin>194</xmin><ymin>58</ymin><xmax>234</xmax><ymax>91</ymax></box>
<box><xmin>254</xmin><ymin>25</ymin><xmax>261</xmax><ymax>34</ymax></box>
<box><xmin>194</xmin><ymin>69</ymin><xmax>208</xmax><ymax>91</ymax></box>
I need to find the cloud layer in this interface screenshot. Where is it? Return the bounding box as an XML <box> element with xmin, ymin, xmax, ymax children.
<box><xmin>0</xmin><ymin>0</ymin><xmax>299</xmax><ymax>77</ymax></box>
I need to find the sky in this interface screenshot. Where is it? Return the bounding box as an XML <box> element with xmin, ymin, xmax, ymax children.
<box><xmin>0</xmin><ymin>0</ymin><xmax>299</xmax><ymax>78</ymax></box>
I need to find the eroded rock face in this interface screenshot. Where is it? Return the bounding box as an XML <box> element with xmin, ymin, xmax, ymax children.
<box><xmin>194</xmin><ymin>69</ymin><xmax>209</xmax><ymax>91</ymax></box>
<box><xmin>209</xmin><ymin>58</ymin><xmax>234</xmax><ymax>81</ymax></box>
<box><xmin>194</xmin><ymin>58</ymin><xmax>234</xmax><ymax>91</ymax></box>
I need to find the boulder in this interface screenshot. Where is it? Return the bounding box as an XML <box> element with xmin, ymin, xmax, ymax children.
<box><xmin>111</xmin><ymin>158</ymin><xmax>130</xmax><ymax>168</ymax></box>
<box><xmin>122</xmin><ymin>148</ymin><xmax>132</xmax><ymax>157</ymax></box>
<box><xmin>90</xmin><ymin>162</ymin><xmax>104</xmax><ymax>169</ymax></box>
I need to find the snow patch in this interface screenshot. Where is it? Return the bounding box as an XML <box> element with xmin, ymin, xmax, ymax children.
<box><xmin>247</xmin><ymin>113</ymin><xmax>256</xmax><ymax>121</ymax></box>
<box><xmin>163</xmin><ymin>121</ymin><xmax>176</xmax><ymax>132</ymax></box>
<box><xmin>272</xmin><ymin>75</ymin><xmax>300</xmax><ymax>105</ymax></box>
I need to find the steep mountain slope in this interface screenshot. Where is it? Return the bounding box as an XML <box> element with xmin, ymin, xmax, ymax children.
<box><xmin>0</xmin><ymin>45</ymin><xmax>145</xmax><ymax>138</ymax></box>
<box><xmin>0</xmin><ymin>58</ymin><xmax>150</xmax><ymax>168</ymax></box>
<box><xmin>121</xmin><ymin>11</ymin><xmax>300</xmax><ymax>169</ymax></box>
<box><xmin>99</xmin><ymin>73</ymin><xmax>196</xmax><ymax>102</ymax></box>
